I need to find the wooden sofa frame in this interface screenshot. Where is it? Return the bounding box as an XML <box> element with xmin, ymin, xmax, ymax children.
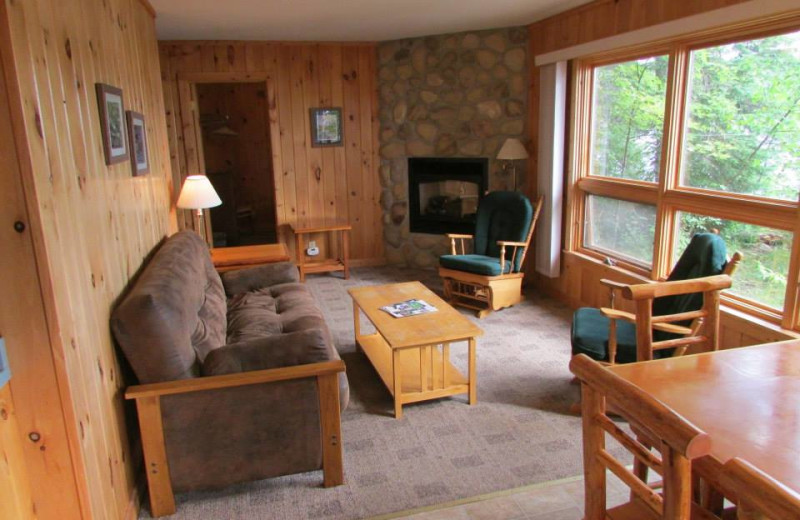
<box><xmin>125</xmin><ymin>359</ymin><xmax>345</xmax><ymax>517</ymax></box>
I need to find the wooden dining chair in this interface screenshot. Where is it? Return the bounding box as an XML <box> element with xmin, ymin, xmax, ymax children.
<box><xmin>716</xmin><ymin>458</ymin><xmax>800</xmax><ymax>520</ymax></box>
<box><xmin>572</xmin><ymin>234</ymin><xmax>742</xmax><ymax>366</ymax></box>
<box><xmin>570</xmin><ymin>354</ymin><xmax>712</xmax><ymax>519</ymax></box>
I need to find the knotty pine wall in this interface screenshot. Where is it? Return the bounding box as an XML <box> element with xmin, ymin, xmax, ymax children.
<box><xmin>524</xmin><ymin>0</ymin><xmax>798</xmax><ymax>346</ymax></box>
<box><xmin>160</xmin><ymin>41</ymin><xmax>384</xmax><ymax>263</ymax></box>
<box><xmin>1</xmin><ymin>0</ymin><xmax>173</xmax><ymax>518</ymax></box>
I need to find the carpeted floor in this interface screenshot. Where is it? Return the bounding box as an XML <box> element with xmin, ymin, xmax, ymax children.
<box><xmin>145</xmin><ymin>266</ymin><xmax>589</xmax><ymax>519</ymax></box>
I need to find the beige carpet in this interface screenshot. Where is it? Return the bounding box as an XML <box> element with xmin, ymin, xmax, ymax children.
<box><xmin>144</xmin><ymin>266</ymin><xmax>588</xmax><ymax>519</ymax></box>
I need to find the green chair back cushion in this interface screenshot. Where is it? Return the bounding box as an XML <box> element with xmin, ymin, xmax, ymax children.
<box><xmin>474</xmin><ymin>191</ymin><xmax>533</xmax><ymax>273</ymax></box>
<box><xmin>652</xmin><ymin>233</ymin><xmax>728</xmax><ymax>318</ymax></box>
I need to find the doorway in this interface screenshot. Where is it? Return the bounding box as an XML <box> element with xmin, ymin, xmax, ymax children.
<box><xmin>197</xmin><ymin>82</ymin><xmax>277</xmax><ymax>246</ymax></box>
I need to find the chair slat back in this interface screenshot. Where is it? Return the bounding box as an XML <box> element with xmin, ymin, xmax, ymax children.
<box><xmin>570</xmin><ymin>354</ymin><xmax>712</xmax><ymax>519</ymax></box>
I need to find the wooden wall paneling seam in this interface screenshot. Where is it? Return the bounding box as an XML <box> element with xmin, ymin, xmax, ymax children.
<box><xmin>263</xmin><ymin>45</ymin><xmax>285</xmax><ymax>229</ymax></box>
<box><xmin>290</xmin><ymin>45</ymin><xmax>310</xmax><ymax>229</ymax></box>
<box><xmin>317</xmin><ymin>45</ymin><xmax>338</xmax><ymax>257</ymax></box>
<box><xmin>302</xmin><ymin>44</ymin><xmax>327</xmax><ymax>256</ymax></box>
<box><xmin>330</xmin><ymin>46</ymin><xmax>349</xmax><ymax>243</ymax></box>
<box><xmin>276</xmin><ymin>45</ymin><xmax>298</xmax><ymax>255</ymax></box>
<box><xmin>359</xmin><ymin>46</ymin><xmax>378</xmax><ymax>260</ymax></box>
<box><xmin>341</xmin><ymin>46</ymin><xmax>362</xmax><ymax>259</ymax></box>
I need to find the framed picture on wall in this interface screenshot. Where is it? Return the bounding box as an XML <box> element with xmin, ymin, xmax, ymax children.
<box><xmin>309</xmin><ymin>107</ymin><xmax>343</xmax><ymax>147</ymax></box>
<box><xmin>95</xmin><ymin>83</ymin><xmax>129</xmax><ymax>165</ymax></box>
<box><xmin>126</xmin><ymin>111</ymin><xmax>150</xmax><ymax>176</ymax></box>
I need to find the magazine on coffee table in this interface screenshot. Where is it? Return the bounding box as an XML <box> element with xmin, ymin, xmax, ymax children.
<box><xmin>380</xmin><ymin>298</ymin><xmax>438</xmax><ymax>318</ymax></box>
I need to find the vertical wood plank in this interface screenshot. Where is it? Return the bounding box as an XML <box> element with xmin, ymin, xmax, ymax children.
<box><xmin>342</xmin><ymin>46</ymin><xmax>363</xmax><ymax>259</ymax></box>
<box><xmin>316</xmin><ymin>373</ymin><xmax>344</xmax><ymax>487</ymax></box>
<box><xmin>135</xmin><ymin>396</ymin><xmax>175</xmax><ymax>517</ymax></box>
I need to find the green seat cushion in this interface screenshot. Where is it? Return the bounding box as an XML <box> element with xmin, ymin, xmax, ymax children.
<box><xmin>571</xmin><ymin>307</ymin><xmax>638</xmax><ymax>364</ymax></box>
<box><xmin>571</xmin><ymin>307</ymin><xmax>674</xmax><ymax>364</ymax></box>
<box><xmin>440</xmin><ymin>254</ymin><xmax>511</xmax><ymax>277</ymax></box>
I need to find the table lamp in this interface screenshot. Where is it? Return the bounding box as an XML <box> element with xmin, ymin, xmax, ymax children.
<box><xmin>176</xmin><ymin>174</ymin><xmax>222</xmax><ymax>243</ymax></box>
<box><xmin>497</xmin><ymin>138</ymin><xmax>529</xmax><ymax>191</ymax></box>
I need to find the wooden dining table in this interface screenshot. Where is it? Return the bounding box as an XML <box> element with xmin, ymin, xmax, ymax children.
<box><xmin>609</xmin><ymin>339</ymin><xmax>800</xmax><ymax>494</ymax></box>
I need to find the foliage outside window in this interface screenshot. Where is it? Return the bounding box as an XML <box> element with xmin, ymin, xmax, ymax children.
<box><xmin>591</xmin><ymin>56</ymin><xmax>668</xmax><ymax>181</ymax></box>
<box><xmin>573</xmin><ymin>24</ymin><xmax>800</xmax><ymax>324</ymax></box>
<box><xmin>585</xmin><ymin>195</ymin><xmax>656</xmax><ymax>265</ymax></box>
<box><xmin>682</xmin><ymin>32</ymin><xmax>800</xmax><ymax>200</ymax></box>
<box><xmin>675</xmin><ymin>213</ymin><xmax>791</xmax><ymax>309</ymax></box>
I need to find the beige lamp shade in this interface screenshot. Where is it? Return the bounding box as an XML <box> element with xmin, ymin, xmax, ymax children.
<box><xmin>176</xmin><ymin>175</ymin><xmax>222</xmax><ymax>209</ymax></box>
<box><xmin>497</xmin><ymin>138</ymin><xmax>529</xmax><ymax>160</ymax></box>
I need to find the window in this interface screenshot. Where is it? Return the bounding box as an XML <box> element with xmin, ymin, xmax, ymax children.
<box><xmin>585</xmin><ymin>196</ymin><xmax>656</xmax><ymax>265</ymax></box>
<box><xmin>571</xmin><ymin>23</ymin><xmax>800</xmax><ymax>326</ymax></box>
<box><xmin>591</xmin><ymin>56</ymin><xmax>668</xmax><ymax>181</ymax></box>
<box><xmin>681</xmin><ymin>32</ymin><xmax>800</xmax><ymax>200</ymax></box>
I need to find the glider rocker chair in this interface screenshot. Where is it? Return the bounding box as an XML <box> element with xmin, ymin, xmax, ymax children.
<box><xmin>571</xmin><ymin>233</ymin><xmax>742</xmax><ymax>366</ymax></box>
<box><xmin>439</xmin><ymin>192</ymin><xmax>543</xmax><ymax>318</ymax></box>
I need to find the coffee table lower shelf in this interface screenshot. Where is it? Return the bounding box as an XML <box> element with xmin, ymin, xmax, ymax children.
<box><xmin>357</xmin><ymin>332</ymin><xmax>471</xmax><ymax>418</ymax></box>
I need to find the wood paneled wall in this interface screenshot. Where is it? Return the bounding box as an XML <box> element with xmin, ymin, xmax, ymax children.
<box><xmin>1</xmin><ymin>0</ymin><xmax>173</xmax><ymax>518</ymax></box>
<box><xmin>160</xmin><ymin>41</ymin><xmax>384</xmax><ymax>263</ymax></box>
<box><xmin>524</xmin><ymin>0</ymin><xmax>797</xmax><ymax>347</ymax></box>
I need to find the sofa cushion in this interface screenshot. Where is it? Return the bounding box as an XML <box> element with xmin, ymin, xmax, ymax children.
<box><xmin>111</xmin><ymin>231</ymin><xmax>227</xmax><ymax>383</ymax></box>
<box><xmin>226</xmin><ymin>282</ymin><xmax>327</xmax><ymax>344</ymax></box>
<box><xmin>221</xmin><ymin>261</ymin><xmax>299</xmax><ymax>297</ymax></box>
<box><xmin>202</xmin><ymin>329</ymin><xmax>332</xmax><ymax>375</ymax></box>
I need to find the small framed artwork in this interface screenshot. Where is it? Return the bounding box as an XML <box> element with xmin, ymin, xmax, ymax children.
<box><xmin>96</xmin><ymin>83</ymin><xmax>129</xmax><ymax>165</ymax></box>
<box><xmin>310</xmin><ymin>107</ymin><xmax>343</xmax><ymax>147</ymax></box>
<box><xmin>126</xmin><ymin>111</ymin><xmax>149</xmax><ymax>176</ymax></box>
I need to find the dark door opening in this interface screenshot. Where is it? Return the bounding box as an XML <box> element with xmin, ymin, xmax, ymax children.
<box><xmin>197</xmin><ymin>82</ymin><xmax>277</xmax><ymax>247</ymax></box>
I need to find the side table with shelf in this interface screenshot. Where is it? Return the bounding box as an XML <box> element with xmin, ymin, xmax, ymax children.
<box><xmin>290</xmin><ymin>221</ymin><xmax>351</xmax><ymax>282</ymax></box>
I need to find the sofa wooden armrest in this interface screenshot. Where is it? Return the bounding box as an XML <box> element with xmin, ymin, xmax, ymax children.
<box><xmin>125</xmin><ymin>359</ymin><xmax>346</xmax><ymax>517</ymax></box>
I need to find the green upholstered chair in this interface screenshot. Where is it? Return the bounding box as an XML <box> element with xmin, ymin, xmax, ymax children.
<box><xmin>571</xmin><ymin>233</ymin><xmax>742</xmax><ymax>365</ymax></box>
<box><xmin>439</xmin><ymin>192</ymin><xmax>543</xmax><ymax>318</ymax></box>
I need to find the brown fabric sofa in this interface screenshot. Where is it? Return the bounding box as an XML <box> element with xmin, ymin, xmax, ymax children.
<box><xmin>111</xmin><ymin>231</ymin><xmax>348</xmax><ymax>517</ymax></box>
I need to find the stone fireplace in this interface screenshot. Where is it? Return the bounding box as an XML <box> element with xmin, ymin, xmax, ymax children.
<box><xmin>378</xmin><ymin>26</ymin><xmax>529</xmax><ymax>268</ymax></box>
<box><xmin>408</xmin><ymin>157</ymin><xmax>488</xmax><ymax>235</ymax></box>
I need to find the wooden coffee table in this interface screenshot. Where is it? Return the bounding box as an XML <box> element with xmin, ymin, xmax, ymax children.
<box><xmin>348</xmin><ymin>281</ymin><xmax>483</xmax><ymax>418</ymax></box>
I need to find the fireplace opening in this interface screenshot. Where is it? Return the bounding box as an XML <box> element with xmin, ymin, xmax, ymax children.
<box><xmin>408</xmin><ymin>157</ymin><xmax>489</xmax><ymax>235</ymax></box>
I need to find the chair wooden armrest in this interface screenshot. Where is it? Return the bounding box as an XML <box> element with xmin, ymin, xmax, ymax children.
<box><xmin>125</xmin><ymin>359</ymin><xmax>345</xmax><ymax>399</ymax></box>
<box><xmin>624</xmin><ymin>274</ymin><xmax>731</xmax><ymax>300</ymax></box>
<box><xmin>126</xmin><ymin>360</ymin><xmax>346</xmax><ymax>517</ymax></box>
<box><xmin>446</xmin><ymin>233</ymin><xmax>473</xmax><ymax>239</ymax></box>
<box><xmin>497</xmin><ymin>241</ymin><xmax>529</xmax><ymax>275</ymax></box>
<box><xmin>600</xmin><ymin>278</ymin><xmax>630</xmax><ymax>291</ymax></box>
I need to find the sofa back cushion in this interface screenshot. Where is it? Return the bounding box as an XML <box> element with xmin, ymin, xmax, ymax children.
<box><xmin>111</xmin><ymin>231</ymin><xmax>227</xmax><ymax>383</ymax></box>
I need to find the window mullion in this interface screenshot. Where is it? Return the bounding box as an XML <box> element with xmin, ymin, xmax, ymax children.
<box><xmin>653</xmin><ymin>46</ymin><xmax>690</xmax><ymax>280</ymax></box>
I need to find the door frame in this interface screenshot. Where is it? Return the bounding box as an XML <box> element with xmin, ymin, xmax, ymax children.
<box><xmin>175</xmin><ymin>71</ymin><xmax>280</xmax><ymax>246</ymax></box>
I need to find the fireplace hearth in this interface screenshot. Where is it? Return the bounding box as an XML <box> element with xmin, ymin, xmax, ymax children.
<box><xmin>408</xmin><ymin>157</ymin><xmax>489</xmax><ymax>235</ymax></box>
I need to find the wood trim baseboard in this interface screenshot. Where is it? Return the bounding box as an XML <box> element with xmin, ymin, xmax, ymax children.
<box><xmin>349</xmin><ymin>257</ymin><xmax>386</xmax><ymax>268</ymax></box>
